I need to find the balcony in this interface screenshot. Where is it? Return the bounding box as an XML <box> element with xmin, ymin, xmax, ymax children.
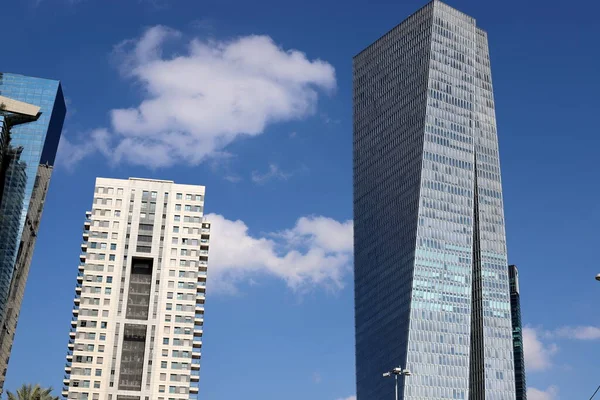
<box><xmin>64</xmin><ymin>362</ymin><xmax>72</xmax><ymax>373</ymax></box>
<box><xmin>69</xmin><ymin>331</ymin><xmax>76</xmax><ymax>339</ymax></box>
<box><xmin>81</xmin><ymin>242</ymin><xmax>88</xmax><ymax>251</ymax></box>
<box><xmin>67</xmin><ymin>340</ymin><xmax>74</xmax><ymax>350</ymax></box>
<box><xmin>66</xmin><ymin>354</ymin><xmax>73</xmax><ymax>362</ymax></box>
<box><xmin>61</xmin><ymin>389</ymin><xmax>68</xmax><ymax>397</ymax></box>
<box><xmin>79</xmin><ymin>252</ymin><xmax>86</xmax><ymax>262</ymax></box>
<box><xmin>63</xmin><ymin>376</ymin><xmax>70</xmax><ymax>385</ymax></box>
<box><xmin>193</xmin><ymin>329</ymin><xmax>203</xmax><ymax>338</ymax></box>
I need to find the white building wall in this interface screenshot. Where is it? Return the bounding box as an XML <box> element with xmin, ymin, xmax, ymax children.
<box><xmin>64</xmin><ymin>177</ymin><xmax>209</xmax><ymax>400</ymax></box>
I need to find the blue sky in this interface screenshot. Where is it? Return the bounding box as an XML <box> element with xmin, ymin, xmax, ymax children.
<box><xmin>2</xmin><ymin>0</ymin><xmax>600</xmax><ymax>399</ymax></box>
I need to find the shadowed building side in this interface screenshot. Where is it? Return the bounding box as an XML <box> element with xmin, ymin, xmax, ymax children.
<box><xmin>509</xmin><ymin>265</ymin><xmax>527</xmax><ymax>400</ymax></box>
<box><xmin>0</xmin><ymin>74</ymin><xmax>66</xmax><ymax>393</ymax></box>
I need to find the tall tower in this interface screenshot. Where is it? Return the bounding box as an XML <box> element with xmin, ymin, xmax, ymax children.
<box><xmin>353</xmin><ymin>2</ymin><xmax>516</xmax><ymax>399</ymax></box>
<box><xmin>63</xmin><ymin>178</ymin><xmax>210</xmax><ymax>400</ymax></box>
<box><xmin>0</xmin><ymin>73</ymin><xmax>66</xmax><ymax>393</ymax></box>
<box><xmin>509</xmin><ymin>265</ymin><xmax>526</xmax><ymax>400</ymax></box>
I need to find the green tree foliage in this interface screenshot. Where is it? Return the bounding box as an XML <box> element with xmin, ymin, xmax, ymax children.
<box><xmin>6</xmin><ymin>384</ymin><xmax>59</xmax><ymax>400</ymax></box>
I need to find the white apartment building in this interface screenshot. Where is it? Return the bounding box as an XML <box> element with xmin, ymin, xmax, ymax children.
<box><xmin>63</xmin><ymin>177</ymin><xmax>210</xmax><ymax>400</ymax></box>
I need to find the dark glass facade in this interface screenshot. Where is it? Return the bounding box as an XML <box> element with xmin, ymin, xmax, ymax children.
<box><xmin>0</xmin><ymin>73</ymin><xmax>66</xmax><ymax>392</ymax></box>
<box><xmin>509</xmin><ymin>265</ymin><xmax>526</xmax><ymax>400</ymax></box>
<box><xmin>353</xmin><ymin>2</ymin><xmax>516</xmax><ymax>399</ymax></box>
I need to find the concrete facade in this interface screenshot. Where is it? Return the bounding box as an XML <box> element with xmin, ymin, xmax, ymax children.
<box><xmin>63</xmin><ymin>177</ymin><xmax>210</xmax><ymax>400</ymax></box>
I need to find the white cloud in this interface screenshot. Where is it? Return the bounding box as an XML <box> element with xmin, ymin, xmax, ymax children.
<box><xmin>251</xmin><ymin>163</ymin><xmax>292</xmax><ymax>184</ymax></box>
<box><xmin>65</xmin><ymin>25</ymin><xmax>335</xmax><ymax>168</ymax></box>
<box><xmin>527</xmin><ymin>386</ymin><xmax>558</xmax><ymax>400</ymax></box>
<box><xmin>205</xmin><ymin>213</ymin><xmax>353</xmax><ymax>294</ymax></box>
<box><xmin>549</xmin><ymin>326</ymin><xmax>600</xmax><ymax>340</ymax></box>
<box><xmin>223</xmin><ymin>175</ymin><xmax>242</xmax><ymax>183</ymax></box>
<box><xmin>56</xmin><ymin>129</ymin><xmax>112</xmax><ymax>170</ymax></box>
<box><xmin>312</xmin><ymin>372</ymin><xmax>322</xmax><ymax>384</ymax></box>
<box><xmin>321</xmin><ymin>113</ymin><xmax>341</xmax><ymax>125</ymax></box>
<box><xmin>336</xmin><ymin>396</ymin><xmax>356</xmax><ymax>400</ymax></box>
<box><xmin>523</xmin><ymin>327</ymin><xmax>559</xmax><ymax>371</ymax></box>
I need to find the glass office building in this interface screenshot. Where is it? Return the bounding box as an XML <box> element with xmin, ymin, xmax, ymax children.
<box><xmin>509</xmin><ymin>265</ymin><xmax>526</xmax><ymax>400</ymax></box>
<box><xmin>0</xmin><ymin>73</ymin><xmax>66</xmax><ymax>392</ymax></box>
<box><xmin>353</xmin><ymin>2</ymin><xmax>516</xmax><ymax>399</ymax></box>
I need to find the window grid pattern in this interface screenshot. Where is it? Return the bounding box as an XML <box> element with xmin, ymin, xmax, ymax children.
<box><xmin>64</xmin><ymin>179</ymin><xmax>209</xmax><ymax>400</ymax></box>
<box><xmin>0</xmin><ymin>73</ymin><xmax>66</xmax><ymax>394</ymax></box>
<box><xmin>353</xmin><ymin>1</ymin><xmax>516</xmax><ymax>400</ymax></box>
<box><xmin>353</xmin><ymin>3</ymin><xmax>434</xmax><ymax>400</ymax></box>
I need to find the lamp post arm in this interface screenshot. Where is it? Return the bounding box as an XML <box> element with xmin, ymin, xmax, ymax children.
<box><xmin>589</xmin><ymin>385</ymin><xmax>600</xmax><ymax>400</ymax></box>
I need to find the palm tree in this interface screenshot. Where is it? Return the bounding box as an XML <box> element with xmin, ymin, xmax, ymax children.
<box><xmin>6</xmin><ymin>384</ymin><xmax>58</xmax><ymax>400</ymax></box>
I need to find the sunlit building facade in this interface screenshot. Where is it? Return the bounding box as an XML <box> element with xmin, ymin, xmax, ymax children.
<box><xmin>353</xmin><ymin>2</ymin><xmax>516</xmax><ymax>399</ymax></box>
<box><xmin>63</xmin><ymin>177</ymin><xmax>210</xmax><ymax>400</ymax></box>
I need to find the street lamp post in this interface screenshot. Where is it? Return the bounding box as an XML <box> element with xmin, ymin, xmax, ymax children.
<box><xmin>383</xmin><ymin>367</ymin><xmax>411</xmax><ymax>400</ymax></box>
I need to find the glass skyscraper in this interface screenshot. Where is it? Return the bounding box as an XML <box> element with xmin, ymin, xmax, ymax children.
<box><xmin>353</xmin><ymin>2</ymin><xmax>516</xmax><ymax>399</ymax></box>
<box><xmin>509</xmin><ymin>265</ymin><xmax>526</xmax><ymax>400</ymax></box>
<box><xmin>0</xmin><ymin>73</ymin><xmax>66</xmax><ymax>392</ymax></box>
